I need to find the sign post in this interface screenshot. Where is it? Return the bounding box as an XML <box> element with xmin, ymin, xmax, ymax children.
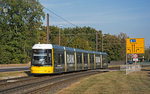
<box><xmin>132</xmin><ymin>54</ymin><xmax>138</xmax><ymax>65</ymax></box>
<box><xmin>126</xmin><ymin>38</ymin><xmax>144</xmax><ymax>54</ymax></box>
<box><xmin>126</xmin><ymin>38</ymin><xmax>144</xmax><ymax>65</ymax></box>
<box><xmin>125</xmin><ymin>38</ymin><xmax>144</xmax><ymax>75</ymax></box>
<box><xmin>132</xmin><ymin>54</ymin><xmax>138</xmax><ymax>59</ymax></box>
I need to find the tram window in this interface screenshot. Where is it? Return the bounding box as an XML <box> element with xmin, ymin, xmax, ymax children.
<box><xmin>103</xmin><ymin>54</ymin><xmax>108</xmax><ymax>63</ymax></box>
<box><xmin>77</xmin><ymin>53</ymin><xmax>82</xmax><ymax>64</ymax></box>
<box><xmin>32</xmin><ymin>49</ymin><xmax>52</xmax><ymax>66</ymax></box>
<box><xmin>67</xmin><ymin>53</ymin><xmax>75</xmax><ymax>64</ymax></box>
<box><xmin>90</xmin><ymin>54</ymin><xmax>94</xmax><ymax>63</ymax></box>
<box><xmin>59</xmin><ymin>53</ymin><xmax>64</xmax><ymax>64</ymax></box>
<box><xmin>53</xmin><ymin>49</ymin><xmax>64</xmax><ymax>65</ymax></box>
<box><xmin>84</xmin><ymin>53</ymin><xmax>88</xmax><ymax>64</ymax></box>
<box><xmin>46</xmin><ymin>50</ymin><xmax>52</xmax><ymax>65</ymax></box>
<box><xmin>96</xmin><ymin>55</ymin><xmax>100</xmax><ymax>64</ymax></box>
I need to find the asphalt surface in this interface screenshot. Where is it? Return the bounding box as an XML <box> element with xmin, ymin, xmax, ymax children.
<box><xmin>0</xmin><ymin>67</ymin><xmax>30</xmax><ymax>72</ymax></box>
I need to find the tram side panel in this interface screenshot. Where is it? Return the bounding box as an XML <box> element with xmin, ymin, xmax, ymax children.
<box><xmin>95</xmin><ymin>54</ymin><xmax>101</xmax><ymax>69</ymax></box>
<box><xmin>90</xmin><ymin>54</ymin><xmax>94</xmax><ymax>69</ymax></box>
<box><xmin>84</xmin><ymin>53</ymin><xmax>88</xmax><ymax>70</ymax></box>
<box><xmin>94</xmin><ymin>54</ymin><xmax>96</xmax><ymax>69</ymax></box>
<box><xmin>100</xmin><ymin>54</ymin><xmax>103</xmax><ymax>68</ymax></box>
<box><xmin>53</xmin><ymin>48</ymin><xmax>65</xmax><ymax>73</ymax></box>
<box><xmin>82</xmin><ymin>53</ymin><xmax>84</xmax><ymax>70</ymax></box>
<box><xmin>66</xmin><ymin>51</ymin><xmax>75</xmax><ymax>72</ymax></box>
<box><xmin>102</xmin><ymin>54</ymin><xmax>108</xmax><ymax>68</ymax></box>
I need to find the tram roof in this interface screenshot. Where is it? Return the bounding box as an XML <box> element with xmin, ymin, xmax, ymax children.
<box><xmin>33</xmin><ymin>44</ymin><xmax>107</xmax><ymax>55</ymax></box>
<box><xmin>52</xmin><ymin>44</ymin><xmax>107</xmax><ymax>55</ymax></box>
<box><xmin>32</xmin><ymin>44</ymin><xmax>52</xmax><ymax>49</ymax></box>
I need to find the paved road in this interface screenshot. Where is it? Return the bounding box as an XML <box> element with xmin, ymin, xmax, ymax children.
<box><xmin>0</xmin><ymin>66</ymin><xmax>30</xmax><ymax>72</ymax></box>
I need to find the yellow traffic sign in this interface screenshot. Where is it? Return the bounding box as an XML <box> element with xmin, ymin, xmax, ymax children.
<box><xmin>126</xmin><ymin>38</ymin><xmax>144</xmax><ymax>54</ymax></box>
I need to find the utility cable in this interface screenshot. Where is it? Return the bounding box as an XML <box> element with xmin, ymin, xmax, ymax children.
<box><xmin>43</xmin><ymin>6</ymin><xmax>77</xmax><ymax>27</ymax></box>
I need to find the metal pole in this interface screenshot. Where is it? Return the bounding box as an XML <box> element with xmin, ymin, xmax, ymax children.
<box><xmin>96</xmin><ymin>32</ymin><xmax>98</xmax><ymax>51</ymax></box>
<box><xmin>47</xmin><ymin>13</ymin><xmax>49</xmax><ymax>44</ymax></box>
<box><xmin>59</xmin><ymin>25</ymin><xmax>62</xmax><ymax>45</ymax></box>
<box><xmin>126</xmin><ymin>40</ymin><xmax>127</xmax><ymax>65</ymax></box>
<box><xmin>59</xmin><ymin>28</ymin><xmax>60</xmax><ymax>45</ymax></box>
<box><xmin>126</xmin><ymin>53</ymin><xmax>127</xmax><ymax>65</ymax></box>
<box><xmin>102</xmin><ymin>32</ymin><xmax>103</xmax><ymax>52</ymax></box>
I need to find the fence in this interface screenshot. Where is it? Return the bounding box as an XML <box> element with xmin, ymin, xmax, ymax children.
<box><xmin>120</xmin><ymin>64</ymin><xmax>141</xmax><ymax>75</ymax></box>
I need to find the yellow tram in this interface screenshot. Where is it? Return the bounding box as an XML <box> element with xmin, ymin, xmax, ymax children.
<box><xmin>31</xmin><ymin>44</ymin><xmax>108</xmax><ymax>74</ymax></box>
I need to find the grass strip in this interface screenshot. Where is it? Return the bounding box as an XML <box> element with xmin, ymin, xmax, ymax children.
<box><xmin>56</xmin><ymin>68</ymin><xmax>150</xmax><ymax>94</ymax></box>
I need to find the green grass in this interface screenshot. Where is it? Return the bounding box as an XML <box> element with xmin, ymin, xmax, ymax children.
<box><xmin>56</xmin><ymin>67</ymin><xmax>150</xmax><ymax>94</ymax></box>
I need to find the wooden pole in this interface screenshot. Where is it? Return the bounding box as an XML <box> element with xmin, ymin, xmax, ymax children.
<box><xmin>47</xmin><ymin>13</ymin><xmax>49</xmax><ymax>44</ymax></box>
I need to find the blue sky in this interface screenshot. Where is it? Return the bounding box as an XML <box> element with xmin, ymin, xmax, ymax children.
<box><xmin>39</xmin><ymin>0</ymin><xmax>150</xmax><ymax>47</ymax></box>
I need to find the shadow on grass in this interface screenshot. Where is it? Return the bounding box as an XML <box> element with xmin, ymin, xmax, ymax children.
<box><xmin>24</xmin><ymin>71</ymin><xmax>33</xmax><ymax>76</ymax></box>
<box><xmin>141</xmin><ymin>69</ymin><xmax>150</xmax><ymax>77</ymax></box>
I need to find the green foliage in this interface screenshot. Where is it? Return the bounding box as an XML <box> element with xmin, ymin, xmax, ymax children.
<box><xmin>38</xmin><ymin>26</ymin><xmax>99</xmax><ymax>51</ymax></box>
<box><xmin>0</xmin><ymin>0</ymin><xmax>44</xmax><ymax>64</ymax></box>
<box><xmin>103</xmin><ymin>33</ymin><xmax>127</xmax><ymax>62</ymax></box>
<box><xmin>0</xmin><ymin>0</ymin><xmax>129</xmax><ymax>64</ymax></box>
<box><xmin>38</xmin><ymin>26</ymin><xmax>127</xmax><ymax>62</ymax></box>
<box><xmin>144</xmin><ymin>47</ymin><xmax>150</xmax><ymax>61</ymax></box>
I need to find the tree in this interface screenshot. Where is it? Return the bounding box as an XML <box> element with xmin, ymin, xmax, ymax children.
<box><xmin>39</xmin><ymin>26</ymin><xmax>127</xmax><ymax>62</ymax></box>
<box><xmin>103</xmin><ymin>33</ymin><xmax>128</xmax><ymax>62</ymax></box>
<box><xmin>0</xmin><ymin>0</ymin><xmax>45</xmax><ymax>64</ymax></box>
<box><xmin>145</xmin><ymin>47</ymin><xmax>150</xmax><ymax>61</ymax></box>
<box><xmin>117</xmin><ymin>32</ymin><xmax>128</xmax><ymax>60</ymax></box>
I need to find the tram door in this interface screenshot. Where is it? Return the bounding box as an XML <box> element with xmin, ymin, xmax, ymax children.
<box><xmin>84</xmin><ymin>53</ymin><xmax>88</xmax><ymax>70</ymax></box>
<box><xmin>96</xmin><ymin>55</ymin><xmax>101</xmax><ymax>69</ymax></box>
<box><xmin>90</xmin><ymin>54</ymin><xmax>94</xmax><ymax>69</ymax></box>
<box><xmin>77</xmin><ymin>52</ymin><xmax>82</xmax><ymax>70</ymax></box>
<box><xmin>53</xmin><ymin>49</ymin><xmax>65</xmax><ymax>72</ymax></box>
<box><xmin>102</xmin><ymin>54</ymin><xmax>108</xmax><ymax>68</ymax></box>
<box><xmin>66</xmin><ymin>51</ymin><xmax>75</xmax><ymax>71</ymax></box>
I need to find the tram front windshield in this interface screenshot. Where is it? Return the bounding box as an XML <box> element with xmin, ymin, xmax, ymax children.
<box><xmin>32</xmin><ymin>49</ymin><xmax>52</xmax><ymax>66</ymax></box>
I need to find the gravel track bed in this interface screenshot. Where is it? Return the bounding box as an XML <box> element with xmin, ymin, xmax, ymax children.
<box><xmin>108</xmin><ymin>67</ymin><xmax>120</xmax><ymax>70</ymax></box>
<box><xmin>27</xmin><ymin>71</ymin><xmax>105</xmax><ymax>94</ymax></box>
<box><xmin>0</xmin><ymin>70</ymin><xmax>107</xmax><ymax>94</ymax></box>
<box><xmin>0</xmin><ymin>76</ymin><xmax>54</xmax><ymax>93</ymax></box>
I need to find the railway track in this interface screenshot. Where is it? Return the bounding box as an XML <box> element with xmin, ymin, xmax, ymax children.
<box><xmin>108</xmin><ymin>66</ymin><xmax>120</xmax><ymax>70</ymax></box>
<box><xmin>0</xmin><ymin>70</ymin><xmax>108</xmax><ymax>94</ymax></box>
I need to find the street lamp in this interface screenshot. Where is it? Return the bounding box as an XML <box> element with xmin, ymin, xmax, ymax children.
<box><xmin>59</xmin><ymin>25</ymin><xmax>62</xmax><ymax>45</ymax></box>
